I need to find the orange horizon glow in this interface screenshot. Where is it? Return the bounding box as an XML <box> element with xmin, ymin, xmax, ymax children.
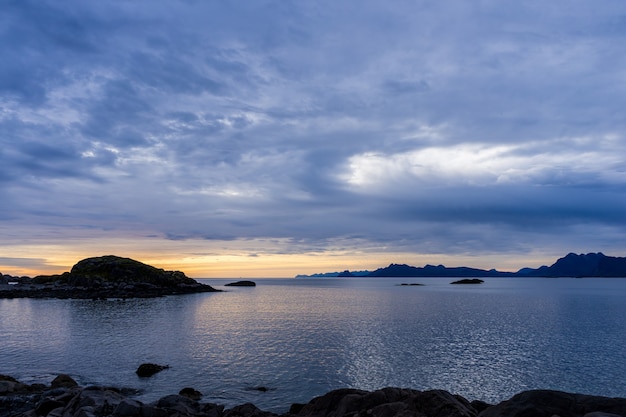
<box><xmin>0</xmin><ymin>236</ymin><xmax>559</xmax><ymax>278</ymax></box>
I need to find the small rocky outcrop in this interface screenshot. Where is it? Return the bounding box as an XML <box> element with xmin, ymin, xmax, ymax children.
<box><xmin>225</xmin><ymin>281</ymin><xmax>256</xmax><ymax>287</ymax></box>
<box><xmin>450</xmin><ymin>278</ymin><xmax>484</xmax><ymax>284</ymax></box>
<box><xmin>0</xmin><ymin>255</ymin><xmax>220</xmax><ymax>299</ymax></box>
<box><xmin>136</xmin><ymin>363</ymin><xmax>170</xmax><ymax>377</ymax></box>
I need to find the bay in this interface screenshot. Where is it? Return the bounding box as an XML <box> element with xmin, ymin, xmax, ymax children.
<box><xmin>1</xmin><ymin>277</ymin><xmax>625</xmax><ymax>413</ymax></box>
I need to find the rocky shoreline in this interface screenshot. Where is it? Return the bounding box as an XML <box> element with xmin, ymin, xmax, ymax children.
<box><xmin>0</xmin><ymin>256</ymin><xmax>219</xmax><ymax>299</ymax></box>
<box><xmin>1</xmin><ymin>374</ymin><xmax>625</xmax><ymax>417</ymax></box>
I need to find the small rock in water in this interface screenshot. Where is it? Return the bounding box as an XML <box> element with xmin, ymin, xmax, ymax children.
<box><xmin>450</xmin><ymin>278</ymin><xmax>484</xmax><ymax>284</ymax></box>
<box><xmin>225</xmin><ymin>280</ymin><xmax>256</xmax><ymax>287</ymax></box>
<box><xmin>246</xmin><ymin>386</ymin><xmax>274</xmax><ymax>392</ymax></box>
<box><xmin>136</xmin><ymin>363</ymin><xmax>170</xmax><ymax>377</ymax></box>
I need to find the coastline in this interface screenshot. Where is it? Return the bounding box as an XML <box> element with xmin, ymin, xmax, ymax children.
<box><xmin>2</xmin><ymin>374</ymin><xmax>626</xmax><ymax>417</ymax></box>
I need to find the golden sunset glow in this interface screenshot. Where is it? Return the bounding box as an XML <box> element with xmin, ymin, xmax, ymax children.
<box><xmin>0</xmin><ymin>233</ymin><xmax>557</xmax><ymax>278</ymax></box>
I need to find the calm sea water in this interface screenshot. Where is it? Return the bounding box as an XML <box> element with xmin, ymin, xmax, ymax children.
<box><xmin>1</xmin><ymin>278</ymin><xmax>625</xmax><ymax>412</ymax></box>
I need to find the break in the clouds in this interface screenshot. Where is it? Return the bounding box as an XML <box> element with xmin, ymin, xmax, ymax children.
<box><xmin>2</xmin><ymin>0</ymin><xmax>626</xmax><ymax>273</ymax></box>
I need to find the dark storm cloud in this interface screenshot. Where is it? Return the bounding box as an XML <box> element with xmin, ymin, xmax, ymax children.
<box><xmin>2</xmin><ymin>0</ymin><xmax>626</xmax><ymax>262</ymax></box>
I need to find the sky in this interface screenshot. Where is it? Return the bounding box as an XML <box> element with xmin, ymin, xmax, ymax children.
<box><xmin>2</xmin><ymin>0</ymin><xmax>626</xmax><ymax>278</ymax></box>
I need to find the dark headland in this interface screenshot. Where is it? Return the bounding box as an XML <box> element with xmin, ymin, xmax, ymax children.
<box><xmin>2</xmin><ymin>374</ymin><xmax>626</xmax><ymax>417</ymax></box>
<box><xmin>297</xmin><ymin>252</ymin><xmax>626</xmax><ymax>278</ymax></box>
<box><xmin>0</xmin><ymin>255</ymin><xmax>219</xmax><ymax>299</ymax></box>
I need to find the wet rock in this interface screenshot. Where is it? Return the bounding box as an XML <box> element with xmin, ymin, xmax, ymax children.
<box><xmin>201</xmin><ymin>402</ymin><xmax>226</xmax><ymax>417</ymax></box>
<box><xmin>34</xmin><ymin>398</ymin><xmax>66</xmax><ymax>416</ymax></box>
<box><xmin>583</xmin><ymin>413</ymin><xmax>623</xmax><ymax>417</ymax></box>
<box><xmin>470</xmin><ymin>399</ymin><xmax>492</xmax><ymax>413</ymax></box>
<box><xmin>64</xmin><ymin>386</ymin><xmax>126</xmax><ymax>416</ymax></box>
<box><xmin>153</xmin><ymin>394</ymin><xmax>203</xmax><ymax>415</ymax></box>
<box><xmin>179</xmin><ymin>387</ymin><xmax>203</xmax><ymax>401</ymax></box>
<box><xmin>478</xmin><ymin>390</ymin><xmax>626</xmax><ymax>417</ymax></box>
<box><xmin>294</xmin><ymin>387</ymin><xmax>478</xmax><ymax>417</ymax></box>
<box><xmin>2</xmin><ymin>374</ymin><xmax>626</xmax><ymax>417</ymax></box>
<box><xmin>51</xmin><ymin>374</ymin><xmax>78</xmax><ymax>389</ymax></box>
<box><xmin>136</xmin><ymin>363</ymin><xmax>170</xmax><ymax>377</ymax></box>
<box><xmin>112</xmin><ymin>398</ymin><xmax>145</xmax><ymax>417</ymax></box>
<box><xmin>223</xmin><ymin>402</ymin><xmax>277</xmax><ymax>417</ymax></box>
<box><xmin>0</xmin><ymin>374</ymin><xmax>29</xmax><ymax>394</ymax></box>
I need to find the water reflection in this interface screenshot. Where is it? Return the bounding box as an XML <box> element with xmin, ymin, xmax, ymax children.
<box><xmin>1</xmin><ymin>278</ymin><xmax>625</xmax><ymax>412</ymax></box>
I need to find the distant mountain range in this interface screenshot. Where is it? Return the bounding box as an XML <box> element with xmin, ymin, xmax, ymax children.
<box><xmin>296</xmin><ymin>252</ymin><xmax>626</xmax><ymax>278</ymax></box>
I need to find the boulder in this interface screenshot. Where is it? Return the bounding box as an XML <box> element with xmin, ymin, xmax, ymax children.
<box><xmin>136</xmin><ymin>363</ymin><xmax>170</xmax><ymax>377</ymax></box>
<box><xmin>34</xmin><ymin>398</ymin><xmax>67</xmax><ymax>416</ymax></box>
<box><xmin>294</xmin><ymin>387</ymin><xmax>477</xmax><ymax>417</ymax></box>
<box><xmin>0</xmin><ymin>375</ymin><xmax>29</xmax><ymax>394</ymax></box>
<box><xmin>223</xmin><ymin>402</ymin><xmax>277</xmax><ymax>417</ymax></box>
<box><xmin>112</xmin><ymin>398</ymin><xmax>146</xmax><ymax>417</ymax></box>
<box><xmin>478</xmin><ymin>390</ymin><xmax>626</xmax><ymax>417</ymax></box>
<box><xmin>2</xmin><ymin>375</ymin><xmax>626</xmax><ymax>417</ymax></box>
<box><xmin>179</xmin><ymin>387</ymin><xmax>203</xmax><ymax>401</ymax></box>
<box><xmin>51</xmin><ymin>374</ymin><xmax>78</xmax><ymax>389</ymax></box>
<box><xmin>61</xmin><ymin>386</ymin><xmax>127</xmax><ymax>417</ymax></box>
<box><xmin>153</xmin><ymin>394</ymin><xmax>205</xmax><ymax>416</ymax></box>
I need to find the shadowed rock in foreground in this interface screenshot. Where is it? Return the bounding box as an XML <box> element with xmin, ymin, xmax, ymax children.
<box><xmin>0</xmin><ymin>255</ymin><xmax>219</xmax><ymax>299</ymax></box>
<box><xmin>2</xmin><ymin>374</ymin><xmax>625</xmax><ymax>417</ymax></box>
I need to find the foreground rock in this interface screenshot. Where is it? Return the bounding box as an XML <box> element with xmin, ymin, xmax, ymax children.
<box><xmin>479</xmin><ymin>390</ymin><xmax>626</xmax><ymax>417</ymax></box>
<box><xmin>2</xmin><ymin>375</ymin><xmax>625</xmax><ymax>417</ymax></box>
<box><xmin>292</xmin><ymin>387</ymin><xmax>477</xmax><ymax>417</ymax></box>
<box><xmin>0</xmin><ymin>255</ymin><xmax>220</xmax><ymax>299</ymax></box>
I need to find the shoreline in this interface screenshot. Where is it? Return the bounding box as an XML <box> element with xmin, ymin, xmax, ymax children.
<box><xmin>2</xmin><ymin>374</ymin><xmax>626</xmax><ymax>417</ymax></box>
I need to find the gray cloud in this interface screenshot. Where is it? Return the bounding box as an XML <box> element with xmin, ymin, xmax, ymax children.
<box><xmin>2</xmin><ymin>0</ymin><xmax>626</xmax><ymax>273</ymax></box>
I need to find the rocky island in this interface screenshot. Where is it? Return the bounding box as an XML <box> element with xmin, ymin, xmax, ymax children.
<box><xmin>0</xmin><ymin>255</ymin><xmax>219</xmax><ymax>299</ymax></box>
<box><xmin>1</xmin><ymin>374</ymin><xmax>625</xmax><ymax>417</ymax></box>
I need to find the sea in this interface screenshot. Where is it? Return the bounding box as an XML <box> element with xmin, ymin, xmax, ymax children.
<box><xmin>1</xmin><ymin>277</ymin><xmax>625</xmax><ymax>413</ymax></box>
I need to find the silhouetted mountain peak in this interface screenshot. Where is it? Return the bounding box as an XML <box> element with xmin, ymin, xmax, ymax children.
<box><xmin>296</xmin><ymin>252</ymin><xmax>626</xmax><ymax>278</ymax></box>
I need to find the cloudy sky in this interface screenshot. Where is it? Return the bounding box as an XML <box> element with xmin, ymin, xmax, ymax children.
<box><xmin>2</xmin><ymin>0</ymin><xmax>626</xmax><ymax>277</ymax></box>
